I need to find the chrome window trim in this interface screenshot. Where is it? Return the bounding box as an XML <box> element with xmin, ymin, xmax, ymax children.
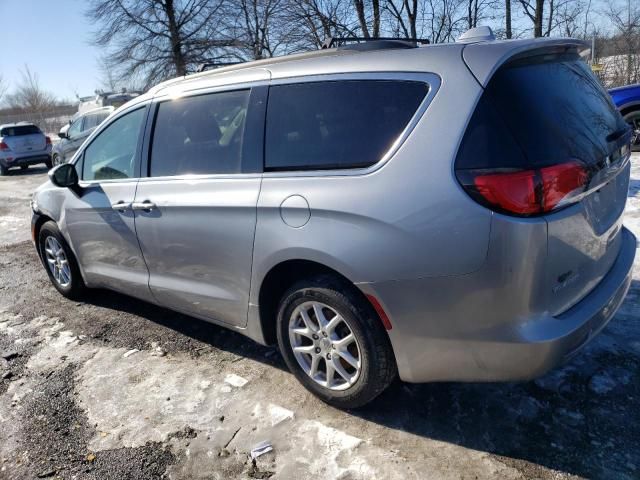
<box><xmin>262</xmin><ymin>72</ymin><xmax>441</xmax><ymax>178</ymax></box>
<box><xmin>136</xmin><ymin>172</ymin><xmax>262</xmax><ymax>183</ymax></box>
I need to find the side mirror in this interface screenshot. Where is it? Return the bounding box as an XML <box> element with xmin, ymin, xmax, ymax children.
<box><xmin>49</xmin><ymin>163</ymin><xmax>79</xmax><ymax>189</ymax></box>
<box><xmin>58</xmin><ymin>130</ymin><xmax>67</xmax><ymax>139</ymax></box>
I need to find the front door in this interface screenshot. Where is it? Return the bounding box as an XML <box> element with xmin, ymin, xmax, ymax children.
<box><xmin>133</xmin><ymin>88</ymin><xmax>263</xmax><ymax>326</ymax></box>
<box><xmin>64</xmin><ymin>105</ymin><xmax>153</xmax><ymax>302</ymax></box>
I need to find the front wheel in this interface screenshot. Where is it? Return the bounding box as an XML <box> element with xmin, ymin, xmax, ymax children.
<box><xmin>38</xmin><ymin>221</ymin><xmax>85</xmax><ymax>299</ymax></box>
<box><xmin>50</xmin><ymin>154</ymin><xmax>60</xmax><ymax>167</ymax></box>
<box><xmin>277</xmin><ymin>275</ymin><xmax>397</xmax><ymax>409</ymax></box>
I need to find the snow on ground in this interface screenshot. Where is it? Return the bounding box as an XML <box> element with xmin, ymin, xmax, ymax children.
<box><xmin>0</xmin><ymin>154</ymin><xmax>638</xmax><ymax>479</ymax></box>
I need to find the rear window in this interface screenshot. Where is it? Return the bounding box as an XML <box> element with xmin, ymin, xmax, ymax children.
<box><xmin>456</xmin><ymin>52</ymin><xmax>628</xmax><ymax>170</ymax></box>
<box><xmin>265</xmin><ymin>80</ymin><xmax>428</xmax><ymax>171</ymax></box>
<box><xmin>1</xmin><ymin>125</ymin><xmax>41</xmax><ymax>136</ymax></box>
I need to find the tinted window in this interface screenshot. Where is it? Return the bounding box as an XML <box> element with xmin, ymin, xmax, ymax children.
<box><xmin>82</xmin><ymin>108</ymin><xmax>145</xmax><ymax>181</ymax></box>
<box><xmin>150</xmin><ymin>90</ymin><xmax>250</xmax><ymax>177</ymax></box>
<box><xmin>1</xmin><ymin>125</ymin><xmax>41</xmax><ymax>136</ymax></box>
<box><xmin>457</xmin><ymin>53</ymin><xmax>628</xmax><ymax>171</ymax></box>
<box><xmin>265</xmin><ymin>80</ymin><xmax>428</xmax><ymax>171</ymax></box>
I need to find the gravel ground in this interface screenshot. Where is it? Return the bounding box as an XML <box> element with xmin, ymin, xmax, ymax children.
<box><xmin>0</xmin><ymin>160</ymin><xmax>639</xmax><ymax>480</ymax></box>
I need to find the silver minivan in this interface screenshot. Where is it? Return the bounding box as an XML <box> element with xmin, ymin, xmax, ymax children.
<box><xmin>31</xmin><ymin>33</ymin><xmax>636</xmax><ymax>407</ymax></box>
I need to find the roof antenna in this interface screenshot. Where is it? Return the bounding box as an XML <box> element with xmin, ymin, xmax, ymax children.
<box><xmin>457</xmin><ymin>26</ymin><xmax>495</xmax><ymax>43</ymax></box>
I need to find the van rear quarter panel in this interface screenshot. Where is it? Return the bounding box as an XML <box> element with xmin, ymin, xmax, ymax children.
<box><xmin>251</xmin><ymin>53</ymin><xmax>492</xmax><ymax>308</ymax></box>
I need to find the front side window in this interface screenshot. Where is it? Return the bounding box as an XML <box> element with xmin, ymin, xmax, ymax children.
<box><xmin>265</xmin><ymin>80</ymin><xmax>429</xmax><ymax>171</ymax></box>
<box><xmin>149</xmin><ymin>89</ymin><xmax>250</xmax><ymax>177</ymax></box>
<box><xmin>82</xmin><ymin>107</ymin><xmax>146</xmax><ymax>181</ymax></box>
<box><xmin>67</xmin><ymin>118</ymin><xmax>83</xmax><ymax>139</ymax></box>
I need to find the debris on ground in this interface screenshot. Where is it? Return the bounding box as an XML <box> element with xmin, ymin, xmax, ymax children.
<box><xmin>224</xmin><ymin>373</ymin><xmax>249</xmax><ymax>388</ymax></box>
<box><xmin>123</xmin><ymin>349</ymin><xmax>140</xmax><ymax>358</ymax></box>
<box><xmin>250</xmin><ymin>440</ymin><xmax>273</xmax><ymax>460</ymax></box>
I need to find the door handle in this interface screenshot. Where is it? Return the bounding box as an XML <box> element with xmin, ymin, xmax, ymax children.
<box><xmin>111</xmin><ymin>201</ymin><xmax>131</xmax><ymax>212</ymax></box>
<box><xmin>131</xmin><ymin>200</ymin><xmax>157</xmax><ymax>212</ymax></box>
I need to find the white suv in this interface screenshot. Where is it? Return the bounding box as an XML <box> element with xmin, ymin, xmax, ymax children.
<box><xmin>0</xmin><ymin>122</ymin><xmax>52</xmax><ymax>175</ymax></box>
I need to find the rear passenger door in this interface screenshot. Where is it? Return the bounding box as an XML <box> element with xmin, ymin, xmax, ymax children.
<box><xmin>133</xmin><ymin>87</ymin><xmax>266</xmax><ymax>326</ymax></box>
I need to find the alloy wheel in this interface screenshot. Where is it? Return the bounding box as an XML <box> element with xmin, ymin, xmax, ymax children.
<box><xmin>288</xmin><ymin>301</ymin><xmax>361</xmax><ymax>391</ymax></box>
<box><xmin>44</xmin><ymin>236</ymin><xmax>72</xmax><ymax>287</ymax></box>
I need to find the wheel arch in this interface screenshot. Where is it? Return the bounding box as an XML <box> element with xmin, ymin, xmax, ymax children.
<box><xmin>620</xmin><ymin>101</ymin><xmax>640</xmax><ymax>117</ymax></box>
<box><xmin>255</xmin><ymin>258</ymin><xmax>382</xmax><ymax>346</ymax></box>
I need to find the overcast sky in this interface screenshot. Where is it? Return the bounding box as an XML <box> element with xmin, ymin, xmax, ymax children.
<box><xmin>0</xmin><ymin>0</ymin><xmax>102</xmax><ymax>101</ymax></box>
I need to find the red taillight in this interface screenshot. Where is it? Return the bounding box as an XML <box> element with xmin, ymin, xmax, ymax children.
<box><xmin>464</xmin><ymin>161</ymin><xmax>588</xmax><ymax>216</ymax></box>
<box><xmin>45</xmin><ymin>136</ymin><xmax>52</xmax><ymax>145</ymax></box>
<box><xmin>0</xmin><ymin>141</ymin><xmax>9</xmax><ymax>151</ymax></box>
<box><xmin>540</xmin><ymin>162</ymin><xmax>589</xmax><ymax>211</ymax></box>
<box><xmin>474</xmin><ymin>170</ymin><xmax>539</xmax><ymax>215</ymax></box>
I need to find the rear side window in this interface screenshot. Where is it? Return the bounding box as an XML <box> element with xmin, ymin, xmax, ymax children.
<box><xmin>1</xmin><ymin>125</ymin><xmax>41</xmax><ymax>136</ymax></box>
<box><xmin>82</xmin><ymin>114</ymin><xmax>98</xmax><ymax>131</ymax></box>
<box><xmin>265</xmin><ymin>80</ymin><xmax>428</xmax><ymax>171</ymax></box>
<box><xmin>150</xmin><ymin>90</ymin><xmax>250</xmax><ymax>177</ymax></box>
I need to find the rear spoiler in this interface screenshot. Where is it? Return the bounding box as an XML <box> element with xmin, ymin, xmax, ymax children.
<box><xmin>462</xmin><ymin>38</ymin><xmax>590</xmax><ymax>88</ymax></box>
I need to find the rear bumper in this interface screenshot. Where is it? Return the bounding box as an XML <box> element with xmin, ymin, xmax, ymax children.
<box><xmin>0</xmin><ymin>153</ymin><xmax>51</xmax><ymax>168</ymax></box>
<box><xmin>365</xmin><ymin>227</ymin><xmax>636</xmax><ymax>383</ymax></box>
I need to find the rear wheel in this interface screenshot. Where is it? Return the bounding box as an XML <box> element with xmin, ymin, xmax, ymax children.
<box><xmin>0</xmin><ymin>165</ymin><xmax>8</xmax><ymax>176</ymax></box>
<box><xmin>276</xmin><ymin>275</ymin><xmax>396</xmax><ymax>409</ymax></box>
<box><xmin>38</xmin><ymin>221</ymin><xmax>85</xmax><ymax>299</ymax></box>
<box><xmin>623</xmin><ymin>109</ymin><xmax>640</xmax><ymax>152</ymax></box>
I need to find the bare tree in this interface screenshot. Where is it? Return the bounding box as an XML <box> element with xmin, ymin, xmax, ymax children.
<box><xmin>225</xmin><ymin>0</ymin><xmax>289</xmax><ymax>60</ymax></box>
<box><xmin>284</xmin><ymin>0</ymin><xmax>357</xmax><ymax>49</ymax></box>
<box><xmin>0</xmin><ymin>75</ymin><xmax>7</xmax><ymax>106</ymax></box>
<box><xmin>86</xmin><ymin>0</ymin><xmax>226</xmax><ymax>88</ymax></box>
<box><xmin>5</xmin><ymin>66</ymin><xmax>57</xmax><ymax>112</ymax></box>
<box><xmin>518</xmin><ymin>0</ymin><xmax>546</xmax><ymax>37</ymax></box>
<box><xmin>353</xmin><ymin>0</ymin><xmax>381</xmax><ymax>37</ymax></box>
<box><xmin>604</xmin><ymin>0</ymin><xmax>640</xmax><ymax>85</ymax></box>
<box><xmin>385</xmin><ymin>0</ymin><xmax>419</xmax><ymax>37</ymax></box>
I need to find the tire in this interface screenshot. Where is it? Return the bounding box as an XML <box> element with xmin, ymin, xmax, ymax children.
<box><xmin>276</xmin><ymin>274</ymin><xmax>397</xmax><ymax>409</ymax></box>
<box><xmin>50</xmin><ymin>154</ymin><xmax>59</xmax><ymax>168</ymax></box>
<box><xmin>0</xmin><ymin>165</ymin><xmax>8</xmax><ymax>176</ymax></box>
<box><xmin>623</xmin><ymin>109</ymin><xmax>640</xmax><ymax>152</ymax></box>
<box><xmin>38</xmin><ymin>221</ymin><xmax>85</xmax><ymax>299</ymax></box>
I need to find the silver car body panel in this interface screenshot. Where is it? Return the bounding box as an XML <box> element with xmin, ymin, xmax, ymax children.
<box><xmin>32</xmin><ymin>38</ymin><xmax>636</xmax><ymax>383</ymax></box>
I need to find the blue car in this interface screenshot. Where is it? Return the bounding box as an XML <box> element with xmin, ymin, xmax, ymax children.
<box><xmin>609</xmin><ymin>83</ymin><xmax>640</xmax><ymax>150</ymax></box>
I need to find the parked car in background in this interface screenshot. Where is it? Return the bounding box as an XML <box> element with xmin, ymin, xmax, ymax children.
<box><xmin>609</xmin><ymin>83</ymin><xmax>640</xmax><ymax>150</ymax></box>
<box><xmin>52</xmin><ymin>107</ymin><xmax>114</xmax><ymax>166</ymax></box>
<box><xmin>0</xmin><ymin>122</ymin><xmax>52</xmax><ymax>175</ymax></box>
<box><xmin>32</xmin><ymin>31</ymin><xmax>635</xmax><ymax>408</ymax></box>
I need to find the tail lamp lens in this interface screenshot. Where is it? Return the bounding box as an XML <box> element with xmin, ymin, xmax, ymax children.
<box><xmin>0</xmin><ymin>141</ymin><xmax>9</xmax><ymax>151</ymax></box>
<box><xmin>463</xmin><ymin>161</ymin><xmax>588</xmax><ymax>216</ymax></box>
<box><xmin>45</xmin><ymin>136</ymin><xmax>52</xmax><ymax>145</ymax></box>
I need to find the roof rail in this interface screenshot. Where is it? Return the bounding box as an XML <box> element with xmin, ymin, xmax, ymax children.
<box><xmin>321</xmin><ymin>37</ymin><xmax>430</xmax><ymax>50</ymax></box>
<box><xmin>195</xmin><ymin>61</ymin><xmax>244</xmax><ymax>73</ymax></box>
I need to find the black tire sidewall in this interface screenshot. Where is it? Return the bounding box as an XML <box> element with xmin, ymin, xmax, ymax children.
<box><xmin>277</xmin><ymin>277</ymin><xmax>396</xmax><ymax>408</ymax></box>
<box><xmin>38</xmin><ymin>222</ymin><xmax>84</xmax><ymax>299</ymax></box>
